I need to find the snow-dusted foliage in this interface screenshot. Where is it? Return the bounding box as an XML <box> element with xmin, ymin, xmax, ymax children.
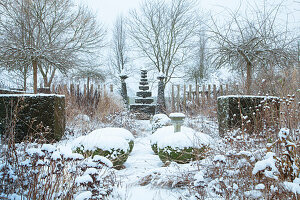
<box><xmin>72</xmin><ymin>127</ymin><xmax>134</xmax><ymax>168</ymax></box>
<box><xmin>150</xmin><ymin>114</ymin><xmax>171</xmax><ymax>133</ymax></box>
<box><xmin>0</xmin><ymin>142</ymin><xmax>115</xmax><ymax>199</ymax></box>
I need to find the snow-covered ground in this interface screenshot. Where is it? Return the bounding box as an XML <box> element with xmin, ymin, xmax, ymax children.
<box><xmin>106</xmin><ymin>120</ymin><xmax>220</xmax><ymax>200</ymax></box>
<box><xmin>1</xmin><ymin>113</ymin><xmax>299</xmax><ymax>199</ymax></box>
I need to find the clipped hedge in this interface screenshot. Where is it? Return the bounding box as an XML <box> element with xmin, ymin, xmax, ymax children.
<box><xmin>0</xmin><ymin>94</ymin><xmax>65</xmax><ymax>142</ymax></box>
<box><xmin>74</xmin><ymin>146</ymin><xmax>130</xmax><ymax>169</ymax></box>
<box><xmin>150</xmin><ymin>126</ymin><xmax>213</xmax><ymax>163</ymax></box>
<box><xmin>217</xmin><ymin>95</ymin><xmax>280</xmax><ymax>136</ymax></box>
<box><xmin>158</xmin><ymin>146</ymin><xmax>208</xmax><ymax>164</ymax></box>
<box><xmin>72</xmin><ymin>128</ymin><xmax>135</xmax><ymax>169</ymax></box>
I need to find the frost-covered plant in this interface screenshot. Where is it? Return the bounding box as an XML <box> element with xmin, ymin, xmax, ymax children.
<box><xmin>262</xmin><ymin>128</ymin><xmax>300</xmax><ymax>182</ymax></box>
<box><xmin>104</xmin><ymin>111</ymin><xmax>139</xmax><ymax>136</ymax></box>
<box><xmin>139</xmin><ymin>162</ymin><xmax>194</xmax><ymax>188</ymax></box>
<box><xmin>150</xmin><ymin>114</ymin><xmax>171</xmax><ymax>134</ymax></box>
<box><xmin>0</xmin><ymin>141</ymin><xmax>116</xmax><ymax>199</ymax></box>
<box><xmin>73</xmin><ymin>128</ymin><xmax>134</xmax><ymax>169</ymax></box>
<box><xmin>75</xmin><ymin>156</ymin><xmax>115</xmax><ymax>200</ymax></box>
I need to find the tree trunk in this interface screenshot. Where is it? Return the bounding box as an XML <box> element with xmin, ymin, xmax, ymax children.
<box><xmin>246</xmin><ymin>62</ymin><xmax>252</xmax><ymax>95</ymax></box>
<box><xmin>32</xmin><ymin>60</ymin><xmax>38</xmax><ymax>94</ymax></box>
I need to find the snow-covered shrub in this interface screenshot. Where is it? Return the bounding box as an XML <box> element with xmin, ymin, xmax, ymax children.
<box><xmin>74</xmin><ymin>156</ymin><xmax>115</xmax><ymax>199</ymax></box>
<box><xmin>0</xmin><ymin>141</ymin><xmax>116</xmax><ymax>199</ymax></box>
<box><xmin>150</xmin><ymin>114</ymin><xmax>171</xmax><ymax>134</ymax></box>
<box><xmin>138</xmin><ymin>162</ymin><xmax>195</xmax><ymax>188</ymax></box>
<box><xmin>255</xmin><ymin>128</ymin><xmax>299</xmax><ymax>182</ymax></box>
<box><xmin>150</xmin><ymin>126</ymin><xmax>213</xmax><ymax>164</ymax></box>
<box><xmin>104</xmin><ymin>111</ymin><xmax>139</xmax><ymax>136</ymax></box>
<box><xmin>72</xmin><ymin>128</ymin><xmax>134</xmax><ymax>169</ymax></box>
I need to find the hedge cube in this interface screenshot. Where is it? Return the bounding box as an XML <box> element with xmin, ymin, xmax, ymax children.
<box><xmin>0</xmin><ymin>94</ymin><xmax>65</xmax><ymax>142</ymax></box>
<box><xmin>217</xmin><ymin>95</ymin><xmax>280</xmax><ymax>136</ymax></box>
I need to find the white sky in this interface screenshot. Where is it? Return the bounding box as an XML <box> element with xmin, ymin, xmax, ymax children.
<box><xmin>79</xmin><ymin>0</ymin><xmax>299</xmax><ymax>29</ymax></box>
<box><xmin>74</xmin><ymin>0</ymin><xmax>299</xmax><ymax>95</ymax></box>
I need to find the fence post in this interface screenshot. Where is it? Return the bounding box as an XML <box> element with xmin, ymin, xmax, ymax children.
<box><xmin>97</xmin><ymin>85</ymin><xmax>101</xmax><ymax>98</ymax></box>
<box><xmin>202</xmin><ymin>85</ymin><xmax>205</xmax><ymax>107</ymax></box>
<box><xmin>77</xmin><ymin>84</ymin><xmax>80</xmax><ymax>96</ymax></box>
<box><xmin>196</xmin><ymin>84</ymin><xmax>199</xmax><ymax>106</ymax></box>
<box><xmin>171</xmin><ymin>84</ymin><xmax>175</xmax><ymax>112</ymax></box>
<box><xmin>235</xmin><ymin>84</ymin><xmax>239</xmax><ymax>94</ymax></box>
<box><xmin>220</xmin><ymin>85</ymin><xmax>223</xmax><ymax>96</ymax></box>
<box><xmin>105</xmin><ymin>84</ymin><xmax>108</xmax><ymax>96</ymax></box>
<box><xmin>70</xmin><ymin>84</ymin><xmax>74</xmax><ymax>95</ymax></box>
<box><xmin>52</xmin><ymin>85</ymin><xmax>55</xmax><ymax>94</ymax></box>
<box><xmin>177</xmin><ymin>85</ymin><xmax>180</xmax><ymax>112</ymax></box>
<box><xmin>226</xmin><ymin>84</ymin><xmax>229</xmax><ymax>95</ymax></box>
<box><xmin>90</xmin><ymin>84</ymin><xmax>94</xmax><ymax>97</ymax></box>
<box><xmin>188</xmin><ymin>85</ymin><xmax>192</xmax><ymax>101</ymax></box>
<box><xmin>84</xmin><ymin>84</ymin><xmax>87</xmax><ymax>96</ymax></box>
<box><xmin>183</xmin><ymin>84</ymin><xmax>186</xmax><ymax>111</ymax></box>
<box><xmin>213</xmin><ymin>84</ymin><xmax>217</xmax><ymax>100</ymax></box>
<box><xmin>64</xmin><ymin>84</ymin><xmax>68</xmax><ymax>95</ymax></box>
<box><xmin>208</xmin><ymin>84</ymin><xmax>211</xmax><ymax>104</ymax></box>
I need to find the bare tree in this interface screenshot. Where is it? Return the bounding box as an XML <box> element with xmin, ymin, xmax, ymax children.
<box><xmin>209</xmin><ymin>1</ymin><xmax>297</xmax><ymax>94</ymax></box>
<box><xmin>186</xmin><ymin>27</ymin><xmax>211</xmax><ymax>85</ymax></box>
<box><xmin>108</xmin><ymin>15</ymin><xmax>131</xmax><ymax>106</ymax></box>
<box><xmin>0</xmin><ymin>0</ymin><xmax>106</xmax><ymax>93</ymax></box>
<box><xmin>128</xmin><ymin>0</ymin><xmax>198</xmax><ymax>86</ymax></box>
<box><xmin>110</xmin><ymin>15</ymin><xmax>129</xmax><ymax>75</ymax></box>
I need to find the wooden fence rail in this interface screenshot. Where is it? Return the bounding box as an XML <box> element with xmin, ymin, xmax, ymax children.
<box><xmin>168</xmin><ymin>84</ymin><xmax>242</xmax><ymax>112</ymax></box>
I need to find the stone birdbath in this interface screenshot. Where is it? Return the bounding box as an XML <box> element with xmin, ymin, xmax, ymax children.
<box><xmin>169</xmin><ymin>113</ymin><xmax>185</xmax><ymax>133</ymax></box>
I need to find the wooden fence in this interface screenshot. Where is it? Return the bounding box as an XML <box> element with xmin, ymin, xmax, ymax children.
<box><xmin>51</xmin><ymin>83</ymin><xmax>114</xmax><ymax>96</ymax></box>
<box><xmin>50</xmin><ymin>83</ymin><xmax>242</xmax><ymax>113</ymax></box>
<box><xmin>168</xmin><ymin>84</ymin><xmax>242</xmax><ymax>112</ymax></box>
<box><xmin>50</xmin><ymin>83</ymin><xmax>115</xmax><ymax>111</ymax></box>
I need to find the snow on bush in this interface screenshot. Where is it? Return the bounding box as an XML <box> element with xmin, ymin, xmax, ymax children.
<box><xmin>150</xmin><ymin>126</ymin><xmax>213</xmax><ymax>163</ymax></box>
<box><xmin>0</xmin><ymin>142</ymin><xmax>115</xmax><ymax>199</ymax></box>
<box><xmin>150</xmin><ymin>114</ymin><xmax>171</xmax><ymax>133</ymax></box>
<box><xmin>74</xmin><ymin>114</ymin><xmax>91</xmax><ymax>122</ymax></box>
<box><xmin>75</xmin><ymin>191</ymin><xmax>92</xmax><ymax>200</ymax></box>
<box><xmin>284</xmin><ymin>178</ymin><xmax>300</xmax><ymax>195</ymax></box>
<box><xmin>72</xmin><ymin>127</ymin><xmax>134</xmax><ymax>168</ymax></box>
<box><xmin>252</xmin><ymin>152</ymin><xmax>279</xmax><ymax>180</ymax></box>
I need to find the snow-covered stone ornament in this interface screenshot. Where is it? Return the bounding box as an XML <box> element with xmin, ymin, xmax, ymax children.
<box><xmin>169</xmin><ymin>113</ymin><xmax>185</xmax><ymax>133</ymax></box>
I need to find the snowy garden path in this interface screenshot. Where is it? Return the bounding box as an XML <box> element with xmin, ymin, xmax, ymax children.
<box><xmin>111</xmin><ymin>121</ymin><xmax>184</xmax><ymax>200</ymax></box>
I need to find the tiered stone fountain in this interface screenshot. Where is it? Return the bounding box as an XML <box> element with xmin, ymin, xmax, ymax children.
<box><xmin>130</xmin><ymin>70</ymin><xmax>156</xmax><ymax>119</ymax></box>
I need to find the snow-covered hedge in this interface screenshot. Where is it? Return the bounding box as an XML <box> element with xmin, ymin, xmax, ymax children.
<box><xmin>72</xmin><ymin>128</ymin><xmax>134</xmax><ymax>169</ymax></box>
<box><xmin>150</xmin><ymin>126</ymin><xmax>213</xmax><ymax>163</ymax></box>
<box><xmin>0</xmin><ymin>94</ymin><xmax>65</xmax><ymax>142</ymax></box>
<box><xmin>150</xmin><ymin>114</ymin><xmax>171</xmax><ymax>134</ymax></box>
<box><xmin>217</xmin><ymin>95</ymin><xmax>280</xmax><ymax>136</ymax></box>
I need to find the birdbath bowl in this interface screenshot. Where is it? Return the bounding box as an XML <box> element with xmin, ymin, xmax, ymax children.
<box><xmin>169</xmin><ymin>113</ymin><xmax>185</xmax><ymax>133</ymax></box>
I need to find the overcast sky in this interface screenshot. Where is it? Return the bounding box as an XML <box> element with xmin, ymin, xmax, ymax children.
<box><xmin>78</xmin><ymin>0</ymin><xmax>299</xmax><ymax>29</ymax></box>
<box><xmin>74</xmin><ymin>0</ymin><xmax>299</xmax><ymax>93</ymax></box>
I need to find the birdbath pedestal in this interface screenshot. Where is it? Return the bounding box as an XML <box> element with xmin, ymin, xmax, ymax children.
<box><xmin>169</xmin><ymin>113</ymin><xmax>185</xmax><ymax>133</ymax></box>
